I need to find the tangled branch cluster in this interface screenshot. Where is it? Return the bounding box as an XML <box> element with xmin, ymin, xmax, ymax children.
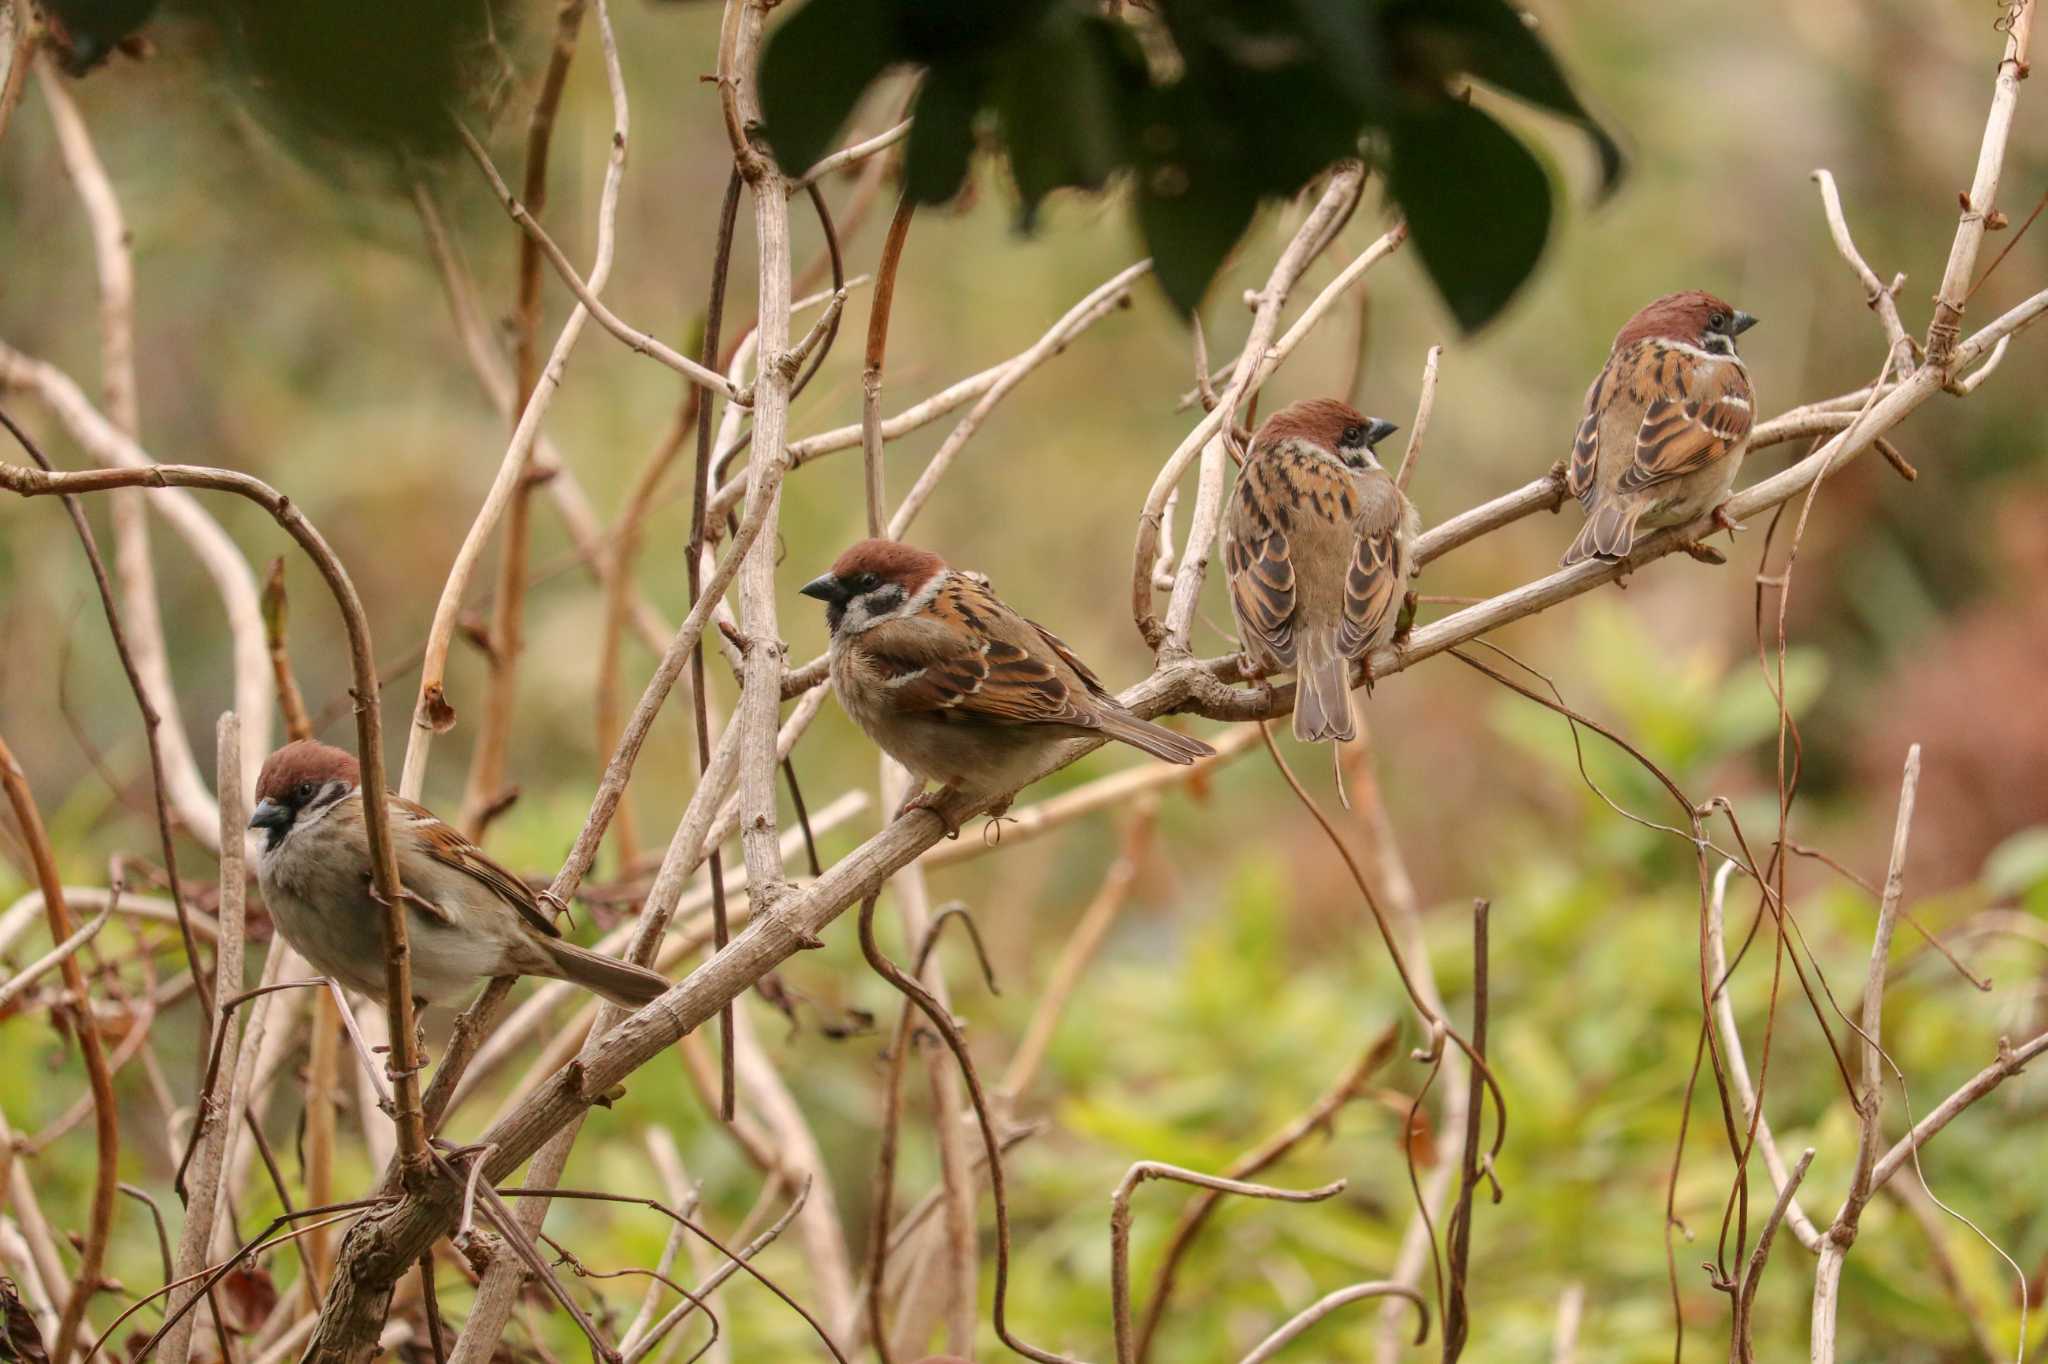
<box><xmin>0</xmin><ymin>1</ymin><xmax>2043</xmax><ymax>1362</ymax></box>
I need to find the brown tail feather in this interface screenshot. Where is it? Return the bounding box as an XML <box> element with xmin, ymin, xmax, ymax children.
<box><xmin>1292</xmin><ymin>638</ymin><xmax>1356</xmax><ymax>744</ymax></box>
<box><xmin>1561</xmin><ymin>498</ymin><xmax>1643</xmax><ymax>567</ymax></box>
<box><xmin>541</xmin><ymin>940</ymin><xmax>669</xmax><ymax>1009</ymax></box>
<box><xmin>1098</xmin><ymin>709</ymin><xmax>1215</xmax><ymax>765</ymax></box>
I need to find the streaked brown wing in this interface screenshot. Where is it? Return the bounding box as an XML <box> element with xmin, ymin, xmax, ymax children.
<box><xmin>868</xmin><ymin>578</ymin><xmax>1098</xmax><ymax>730</ymax></box>
<box><xmin>1224</xmin><ymin>460</ymin><xmax>1299</xmax><ymax>665</ymax></box>
<box><xmin>393</xmin><ymin>797</ymin><xmax>559</xmax><ymax>939</ymax></box>
<box><xmin>1338</xmin><ymin>527</ymin><xmax>1402</xmax><ymax>659</ymax></box>
<box><xmin>1616</xmin><ymin>345</ymin><xmax>1754</xmax><ymax>495</ymax></box>
<box><xmin>1024</xmin><ymin>618</ymin><xmax>1113</xmax><ymax>700</ymax></box>
<box><xmin>1567</xmin><ymin>351</ymin><xmax>1626</xmax><ymax>508</ymax></box>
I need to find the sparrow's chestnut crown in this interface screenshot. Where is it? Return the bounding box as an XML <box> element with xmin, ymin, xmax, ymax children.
<box><xmin>250</xmin><ymin>739</ymin><xmax>358</xmax><ymax>840</ymax></box>
<box><xmin>1616</xmin><ymin>290</ymin><xmax>1758</xmax><ymax>356</ymax></box>
<box><xmin>1253</xmin><ymin>398</ymin><xmax>1400</xmax><ymax>470</ymax></box>
<box><xmin>802</xmin><ymin>539</ymin><xmax>950</xmax><ymax>633</ymax></box>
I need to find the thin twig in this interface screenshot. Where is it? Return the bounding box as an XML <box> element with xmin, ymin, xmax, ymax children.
<box><xmin>1133</xmin><ymin>1024</ymin><xmax>1398</xmax><ymax>1363</ymax></box>
<box><xmin>452</xmin><ymin>119</ymin><xmax>738</xmax><ymax>400</ymax></box>
<box><xmin>401</xmin><ymin>20</ymin><xmax>634</xmax><ymax>802</ymax></box>
<box><xmin>1395</xmin><ymin>345</ymin><xmax>1442</xmax><ymax>494</ymax></box>
<box><xmin>161</xmin><ymin>715</ymin><xmax>251</xmax><ymax>1364</ymax></box>
<box><xmin>1238</xmin><ymin>1282</ymin><xmax>1428</xmax><ymax>1364</ymax></box>
<box><xmin>0</xmin><ymin>734</ymin><xmax>117</xmax><ymax>1364</ymax></box>
<box><xmin>1441</xmin><ymin>900</ymin><xmax>1492</xmax><ymax>1363</ymax></box>
<box><xmin>862</xmin><ymin>191</ymin><xmax>916</xmax><ymax>536</ymax></box>
<box><xmin>0</xmin><ymin>456</ymin><xmax>429</xmax><ymax>1181</ymax></box>
<box><xmin>1111</xmin><ymin>1161</ymin><xmax>1347</xmax><ymax>1364</ymax></box>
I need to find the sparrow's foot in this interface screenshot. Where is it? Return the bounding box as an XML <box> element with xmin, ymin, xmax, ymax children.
<box><xmin>1392</xmin><ymin>590</ymin><xmax>1419</xmax><ymax>645</ymax></box>
<box><xmin>1361</xmin><ymin>653</ymin><xmax>1380</xmax><ymax>696</ymax></box>
<box><xmin>897</xmin><ymin>788</ymin><xmax>962</xmax><ymax>840</ymax></box>
<box><xmin>1680</xmin><ymin>539</ymin><xmax>1729</xmax><ymax>566</ymax></box>
<box><xmin>1711</xmin><ymin>503</ymin><xmax>1746</xmax><ymax>537</ymax></box>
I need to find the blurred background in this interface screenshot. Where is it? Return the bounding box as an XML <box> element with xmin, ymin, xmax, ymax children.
<box><xmin>2</xmin><ymin>0</ymin><xmax>2045</xmax><ymax>1360</ymax></box>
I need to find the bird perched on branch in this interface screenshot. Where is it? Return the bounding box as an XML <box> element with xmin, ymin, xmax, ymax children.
<box><xmin>1562</xmin><ymin>290</ymin><xmax>1758</xmax><ymax>567</ymax></box>
<box><xmin>1223</xmin><ymin>398</ymin><xmax>1416</xmax><ymax>744</ymax></box>
<box><xmin>248</xmin><ymin>740</ymin><xmax>668</xmax><ymax>1008</ymax></box>
<box><xmin>801</xmin><ymin>539</ymin><xmax>1214</xmax><ymax>835</ymax></box>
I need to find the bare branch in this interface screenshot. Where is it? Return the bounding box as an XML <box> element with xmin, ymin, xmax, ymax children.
<box><xmin>1812</xmin><ymin>170</ymin><xmax>1915</xmax><ymax>370</ymax></box>
<box><xmin>793</xmin><ymin>117</ymin><xmax>911</xmax><ymax>189</ymax></box>
<box><xmin>453</xmin><ymin>119</ymin><xmax>739</xmax><ymax>400</ymax></box>
<box><xmin>1394</xmin><ymin>345</ymin><xmax>1441</xmax><ymax>494</ymax></box>
<box><xmin>160</xmin><ymin>715</ymin><xmax>250</xmax><ymax>1364</ymax></box>
<box><xmin>1133</xmin><ymin>1024</ymin><xmax>1398</xmax><ymax>1362</ymax></box>
<box><xmin>711</xmin><ymin>261</ymin><xmax>1150</xmax><ymax>526</ymax></box>
<box><xmin>1111</xmin><ymin>1161</ymin><xmax>1347</xmax><ymax>1364</ymax></box>
<box><xmin>1134</xmin><ymin>166</ymin><xmax>1368</xmax><ymax>652</ymax></box>
<box><xmin>1733</xmin><ymin>1148</ymin><xmax>1814</xmax><ymax>1364</ymax></box>
<box><xmin>0</xmin><ymin>907</ymin><xmax>109</xmax><ymax>1015</ymax></box>
<box><xmin>0</xmin><ymin>344</ymin><xmax>268</xmax><ymax>848</ymax></box>
<box><xmin>0</xmin><ymin>734</ymin><xmax>117</xmax><ymax>1364</ymax></box>
<box><xmin>1238</xmin><ymin>1282</ymin><xmax>1428</xmax><ymax>1364</ymax></box>
<box><xmin>863</xmin><ymin>192</ymin><xmax>916</xmax><ymax>537</ymax></box>
<box><xmin>0</xmin><ymin>456</ymin><xmax>429</xmax><ymax>1184</ymax></box>
<box><xmin>400</xmin><ymin>14</ymin><xmax>632</xmax><ymax>801</ymax></box>
<box><xmin>1705</xmin><ymin>862</ymin><xmax>1823</xmax><ymax>1255</ymax></box>
<box><xmin>1925</xmin><ymin>1</ymin><xmax>2036</xmax><ymax>369</ymax></box>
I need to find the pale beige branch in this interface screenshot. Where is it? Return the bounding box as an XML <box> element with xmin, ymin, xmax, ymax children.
<box><xmin>1394</xmin><ymin>345</ymin><xmax>1442</xmax><ymax>494</ymax></box>
<box><xmin>1135</xmin><ymin>164</ymin><xmax>1366</xmax><ymax>652</ymax></box>
<box><xmin>1812</xmin><ymin>170</ymin><xmax>1915</xmax><ymax>369</ymax></box>
<box><xmin>160</xmin><ymin>715</ymin><xmax>249</xmax><ymax>1364</ymax></box>
<box><xmin>792</xmin><ymin>117</ymin><xmax>911</xmax><ymax>190</ymax></box>
<box><xmin>0</xmin><ymin>344</ymin><xmax>268</xmax><ymax>841</ymax></box>
<box><xmin>1705</xmin><ymin>861</ymin><xmax>1823</xmax><ymax>1255</ymax></box>
<box><xmin>1925</xmin><ymin>1</ymin><xmax>2035</xmax><ymax>369</ymax></box>
<box><xmin>398</xmin><ymin>9</ymin><xmax>631</xmax><ymax>800</ymax></box>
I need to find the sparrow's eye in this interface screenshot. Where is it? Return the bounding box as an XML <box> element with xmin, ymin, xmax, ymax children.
<box><xmin>294</xmin><ymin>781</ymin><xmax>316</xmax><ymax>801</ymax></box>
<box><xmin>853</xmin><ymin>572</ymin><xmax>880</xmax><ymax>592</ymax></box>
<box><xmin>1340</xmin><ymin>423</ymin><xmax>1366</xmax><ymax>447</ymax></box>
<box><xmin>1708</xmin><ymin>311</ymin><xmax>1727</xmax><ymax>330</ymax></box>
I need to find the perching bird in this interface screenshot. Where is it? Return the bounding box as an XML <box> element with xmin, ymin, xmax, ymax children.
<box><xmin>1562</xmin><ymin>290</ymin><xmax>1758</xmax><ymax>567</ymax></box>
<box><xmin>801</xmin><ymin>539</ymin><xmax>1214</xmax><ymax>832</ymax></box>
<box><xmin>1223</xmin><ymin>398</ymin><xmax>1417</xmax><ymax>744</ymax></box>
<box><xmin>248</xmin><ymin>740</ymin><xmax>668</xmax><ymax>1008</ymax></box>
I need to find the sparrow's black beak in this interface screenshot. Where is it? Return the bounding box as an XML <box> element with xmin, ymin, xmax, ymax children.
<box><xmin>1732</xmin><ymin>310</ymin><xmax>1759</xmax><ymax>335</ymax></box>
<box><xmin>249</xmin><ymin>798</ymin><xmax>290</xmax><ymax>832</ymax></box>
<box><xmin>1365</xmin><ymin>418</ymin><xmax>1400</xmax><ymax>448</ymax></box>
<box><xmin>799</xmin><ymin>573</ymin><xmax>846</xmax><ymax>604</ymax></box>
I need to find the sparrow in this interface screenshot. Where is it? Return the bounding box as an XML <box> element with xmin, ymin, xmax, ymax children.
<box><xmin>800</xmin><ymin>539</ymin><xmax>1215</xmax><ymax>832</ymax></box>
<box><xmin>1222</xmin><ymin>398</ymin><xmax>1416</xmax><ymax>744</ymax></box>
<box><xmin>248</xmin><ymin>740</ymin><xmax>669</xmax><ymax>1009</ymax></box>
<box><xmin>1562</xmin><ymin>290</ymin><xmax>1758</xmax><ymax>567</ymax></box>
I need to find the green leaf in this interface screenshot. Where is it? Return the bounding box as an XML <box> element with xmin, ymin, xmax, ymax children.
<box><xmin>1984</xmin><ymin>826</ymin><xmax>2048</xmax><ymax>899</ymax></box>
<box><xmin>896</xmin><ymin>0</ymin><xmax>1061</xmax><ymax>64</ymax></box>
<box><xmin>993</xmin><ymin>13</ymin><xmax>1141</xmax><ymax>223</ymax></box>
<box><xmin>1131</xmin><ymin>85</ymin><xmax>1262</xmax><ymax>314</ymax></box>
<box><xmin>1390</xmin><ymin>99</ymin><xmax>1551</xmax><ymax>331</ymax></box>
<box><xmin>1282</xmin><ymin>0</ymin><xmax>1389</xmax><ymax>109</ymax></box>
<box><xmin>1387</xmin><ymin>0</ymin><xmax>1624</xmax><ymax>192</ymax></box>
<box><xmin>902</xmin><ymin>64</ymin><xmax>986</xmax><ymax>204</ymax></box>
<box><xmin>756</xmin><ymin>0</ymin><xmax>901</xmax><ymax>177</ymax></box>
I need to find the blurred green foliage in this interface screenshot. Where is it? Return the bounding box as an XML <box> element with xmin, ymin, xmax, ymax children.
<box><xmin>2</xmin><ymin>0</ymin><xmax>2046</xmax><ymax>1360</ymax></box>
<box><xmin>759</xmin><ymin>0</ymin><xmax>1621</xmax><ymax>322</ymax></box>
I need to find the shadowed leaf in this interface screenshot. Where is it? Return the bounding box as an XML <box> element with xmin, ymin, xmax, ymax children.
<box><xmin>1391</xmin><ymin>99</ymin><xmax>1551</xmax><ymax>331</ymax></box>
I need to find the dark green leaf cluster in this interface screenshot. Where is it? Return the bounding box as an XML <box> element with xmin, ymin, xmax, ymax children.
<box><xmin>198</xmin><ymin>0</ymin><xmax>520</xmax><ymax>163</ymax></box>
<box><xmin>759</xmin><ymin>0</ymin><xmax>1624</xmax><ymax>328</ymax></box>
